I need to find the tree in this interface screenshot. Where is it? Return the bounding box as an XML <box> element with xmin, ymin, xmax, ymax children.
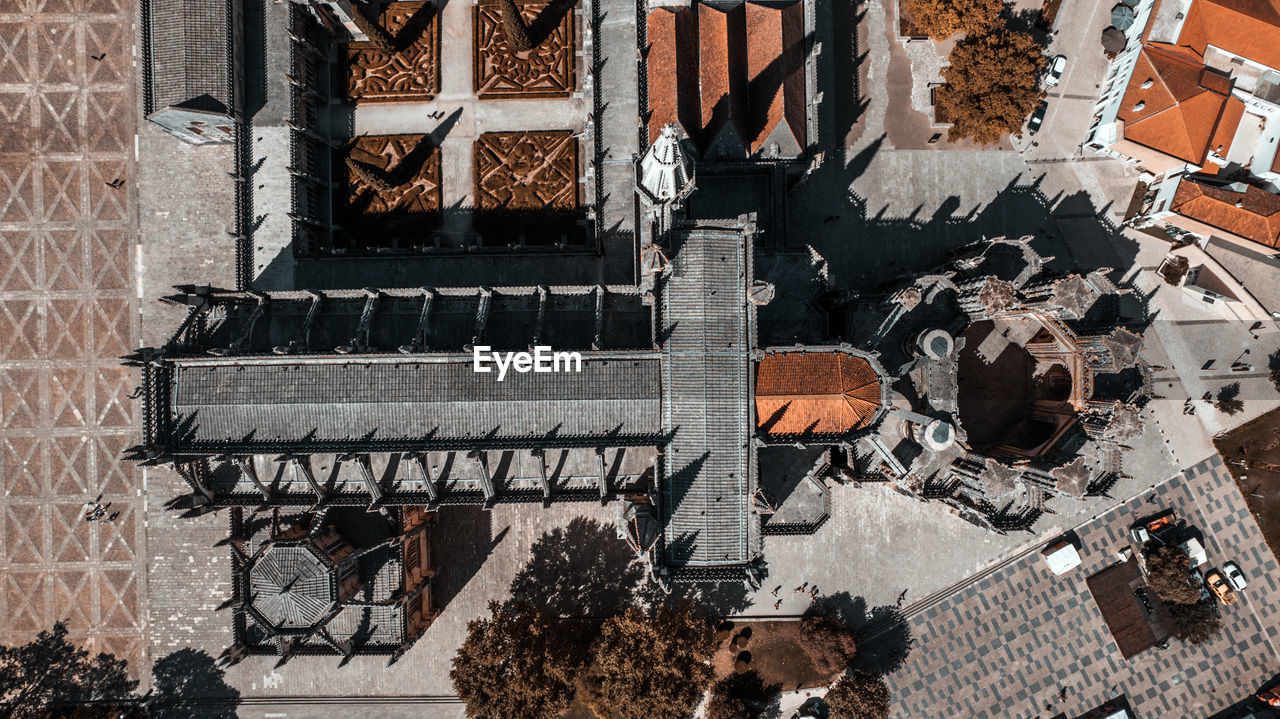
<box><xmin>1269</xmin><ymin>365</ymin><xmax>1280</xmax><ymax>394</ymax></box>
<box><xmin>1168</xmin><ymin>600</ymin><xmax>1222</xmax><ymax>645</ymax></box>
<box><xmin>799</xmin><ymin>615</ymin><xmax>858</xmax><ymax>677</ymax></box>
<box><xmin>590</xmin><ymin>602</ymin><xmax>714</xmax><ymax>719</ymax></box>
<box><xmin>706</xmin><ymin>671</ymin><xmax>779</xmax><ymax>719</ymax></box>
<box><xmin>935</xmin><ymin>30</ymin><xmax>1047</xmax><ymax>145</ymax></box>
<box><xmin>450</xmin><ymin>600</ymin><xmax>589</xmax><ymax>719</ymax></box>
<box><xmin>825</xmin><ymin>670</ymin><xmax>891</xmax><ymax>719</ymax></box>
<box><xmin>498</xmin><ymin>0</ymin><xmax>535</xmax><ymax>53</ymax></box>
<box><xmin>0</xmin><ymin>622</ymin><xmax>140</xmax><ymax>719</ymax></box>
<box><xmin>1215</xmin><ymin>383</ymin><xmax>1245</xmax><ymax>416</ymax></box>
<box><xmin>900</xmin><ymin>0</ymin><xmax>1003</xmax><ymax>39</ymax></box>
<box><xmin>1144</xmin><ymin>545</ymin><xmax>1202</xmax><ymax>605</ymax></box>
<box><xmin>149</xmin><ymin>648</ymin><xmax>240</xmax><ymax>719</ymax></box>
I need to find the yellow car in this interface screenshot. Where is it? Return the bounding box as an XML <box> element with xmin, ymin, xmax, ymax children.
<box><xmin>1206</xmin><ymin>569</ymin><xmax>1237</xmax><ymax>605</ymax></box>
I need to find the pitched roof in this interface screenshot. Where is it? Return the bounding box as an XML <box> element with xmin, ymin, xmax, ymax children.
<box><xmin>744</xmin><ymin>3</ymin><xmax>805</xmax><ymax>154</ymax></box>
<box><xmin>645</xmin><ymin>1</ymin><xmax>806</xmax><ymax>155</ymax></box>
<box><xmin>755</xmin><ymin>352</ymin><xmax>883</xmax><ymax>435</ymax></box>
<box><xmin>646</xmin><ymin>8</ymin><xmax>702</xmax><ymax>144</ymax></box>
<box><xmin>1117</xmin><ymin>44</ymin><xmax>1243</xmax><ymax>164</ymax></box>
<box><xmin>169</xmin><ymin>356</ymin><xmax>663</xmax><ymax>450</ymax></box>
<box><xmin>1177</xmin><ymin>0</ymin><xmax>1280</xmax><ymax>72</ymax></box>
<box><xmin>143</xmin><ymin>0</ymin><xmax>233</xmax><ymax>115</ymax></box>
<box><xmin>1171</xmin><ymin>175</ymin><xmax>1280</xmax><ymax>248</ymax></box>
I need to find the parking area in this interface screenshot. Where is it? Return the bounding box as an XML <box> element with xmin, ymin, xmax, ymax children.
<box><xmin>885</xmin><ymin>455</ymin><xmax>1280</xmax><ymax>719</ymax></box>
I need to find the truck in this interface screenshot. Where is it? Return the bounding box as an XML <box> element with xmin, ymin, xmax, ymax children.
<box><xmin>1130</xmin><ymin>511</ymin><xmax>1177</xmax><ymax>544</ymax></box>
<box><xmin>1179</xmin><ymin>537</ymin><xmax>1207</xmax><ymax>567</ymax></box>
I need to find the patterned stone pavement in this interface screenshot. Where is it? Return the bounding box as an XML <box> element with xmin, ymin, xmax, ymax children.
<box><xmin>886</xmin><ymin>455</ymin><xmax>1280</xmax><ymax>719</ymax></box>
<box><xmin>0</xmin><ymin>0</ymin><xmax>145</xmax><ymax>675</ymax></box>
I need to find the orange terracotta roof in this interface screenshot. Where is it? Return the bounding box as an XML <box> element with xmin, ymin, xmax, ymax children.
<box><xmin>1171</xmin><ymin>176</ymin><xmax>1280</xmax><ymax>248</ymax></box>
<box><xmin>647</xmin><ymin>9</ymin><xmax>681</xmax><ymax>145</ymax></box>
<box><xmin>754</xmin><ymin>353</ymin><xmax>883</xmax><ymax>435</ymax></box>
<box><xmin>743</xmin><ymin>3</ymin><xmax>806</xmax><ymax>154</ymax></box>
<box><xmin>1117</xmin><ymin>44</ymin><xmax>1241</xmax><ymax>165</ymax></box>
<box><xmin>1177</xmin><ymin>0</ymin><xmax>1280</xmax><ymax>72</ymax></box>
<box><xmin>745</xmin><ymin>3</ymin><xmax>784</xmax><ymax>154</ymax></box>
<box><xmin>781</xmin><ymin>2</ymin><xmax>806</xmax><ymax>152</ymax></box>
<box><xmin>644</xmin><ymin>1</ymin><xmax>804</xmax><ymax>155</ymax></box>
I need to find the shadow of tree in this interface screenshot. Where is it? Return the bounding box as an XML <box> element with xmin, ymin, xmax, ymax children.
<box><xmin>149</xmin><ymin>648</ymin><xmax>240</xmax><ymax>719</ymax></box>
<box><xmin>805</xmin><ymin>591</ymin><xmax>914</xmax><ymax>675</ymax></box>
<box><xmin>509</xmin><ymin>516</ymin><xmax>645</xmax><ymax>618</ymax></box>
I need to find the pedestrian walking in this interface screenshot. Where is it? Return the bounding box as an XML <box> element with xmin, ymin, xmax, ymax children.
<box><xmin>774</xmin><ymin>599</ymin><xmax>782</xmax><ymax>610</ymax></box>
<box><xmin>771</xmin><ymin>585</ymin><xmax>781</xmax><ymax>597</ymax></box>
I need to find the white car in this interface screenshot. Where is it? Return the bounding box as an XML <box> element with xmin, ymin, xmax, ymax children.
<box><xmin>1046</xmin><ymin>55</ymin><xmax>1067</xmax><ymax>87</ymax></box>
<box><xmin>1223</xmin><ymin>560</ymin><xmax>1248</xmax><ymax>590</ymax></box>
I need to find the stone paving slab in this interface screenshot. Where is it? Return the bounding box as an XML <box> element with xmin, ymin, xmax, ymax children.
<box><xmin>885</xmin><ymin>455</ymin><xmax>1280</xmax><ymax>719</ymax></box>
<box><xmin>0</xmin><ymin>0</ymin><xmax>146</xmax><ymax>676</ymax></box>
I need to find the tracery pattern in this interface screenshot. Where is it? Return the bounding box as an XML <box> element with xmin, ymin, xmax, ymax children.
<box><xmin>473</xmin><ymin>0</ymin><xmax>576</xmax><ymax>99</ymax></box>
<box><xmin>345</xmin><ymin>2</ymin><xmax>441</xmax><ymax>103</ymax></box>
<box><xmin>341</xmin><ymin>134</ymin><xmax>442</xmax><ymax>216</ymax></box>
<box><xmin>474</xmin><ymin>131</ymin><xmax>579</xmax><ymax>212</ymax></box>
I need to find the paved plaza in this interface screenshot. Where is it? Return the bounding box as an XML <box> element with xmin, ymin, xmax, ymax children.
<box><xmin>0</xmin><ymin>0</ymin><xmax>146</xmax><ymax>674</ymax></box>
<box><xmin>885</xmin><ymin>455</ymin><xmax>1280</xmax><ymax>718</ymax></box>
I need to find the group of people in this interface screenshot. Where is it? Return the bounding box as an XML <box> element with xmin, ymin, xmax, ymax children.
<box><xmin>768</xmin><ymin>582</ymin><xmax>821</xmax><ymax>609</ymax></box>
<box><xmin>81</xmin><ymin>495</ymin><xmax>119</xmax><ymax>524</ymax></box>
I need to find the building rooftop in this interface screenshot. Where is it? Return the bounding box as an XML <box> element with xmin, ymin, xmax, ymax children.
<box><xmin>1175</xmin><ymin>0</ymin><xmax>1280</xmax><ymax>72</ymax></box>
<box><xmin>755</xmin><ymin>351</ymin><xmax>884</xmax><ymax>435</ymax></box>
<box><xmin>645</xmin><ymin>1</ymin><xmax>805</xmax><ymax>157</ymax></box>
<box><xmin>1171</xmin><ymin>175</ymin><xmax>1280</xmax><ymax>248</ymax></box>
<box><xmin>1117</xmin><ymin>44</ymin><xmax>1244</xmax><ymax>165</ymax></box>
<box><xmin>1085</xmin><ymin>558</ymin><xmax>1167</xmax><ymax>659</ymax></box>
<box><xmin>168</xmin><ymin>355</ymin><xmax>662</xmax><ymax>451</ymax></box>
<box><xmin>142</xmin><ymin>0</ymin><xmax>234</xmax><ymax>115</ymax></box>
<box><xmin>661</xmin><ymin>225</ymin><xmax>755</xmax><ymax>569</ymax></box>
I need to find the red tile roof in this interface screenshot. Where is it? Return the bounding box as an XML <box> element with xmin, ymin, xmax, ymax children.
<box><xmin>1177</xmin><ymin>0</ymin><xmax>1280</xmax><ymax>72</ymax></box>
<box><xmin>645</xmin><ymin>1</ymin><xmax>805</xmax><ymax>155</ymax></box>
<box><xmin>1171</xmin><ymin>176</ymin><xmax>1280</xmax><ymax>248</ymax></box>
<box><xmin>697</xmin><ymin>4</ymin><xmax>748</xmax><ymax>148</ymax></box>
<box><xmin>1118</xmin><ymin>44</ymin><xmax>1242</xmax><ymax>165</ymax></box>
<box><xmin>646</xmin><ymin>9</ymin><xmax>681</xmax><ymax>145</ymax></box>
<box><xmin>755</xmin><ymin>353</ymin><xmax>883</xmax><ymax>435</ymax></box>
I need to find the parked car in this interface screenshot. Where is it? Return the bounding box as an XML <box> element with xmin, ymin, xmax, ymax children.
<box><xmin>1224</xmin><ymin>560</ymin><xmax>1248</xmax><ymax>590</ymax></box>
<box><xmin>1206</xmin><ymin>569</ymin><xmax>1237</xmax><ymax>605</ymax></box>
<box><xmin>1260</xmin><ymin>686</ymin><xmax>1280</xmax><ymax>708</ymax></box>
<box><xmin>1045</xmin><ymin>55</ymin><xmax>1068</xmax><ymax>86</ymax></box>
<box><xmin>1027</xmin><ymin>102</ymin><xmax>1048</xmax><ymax>134</ymax></box>
<box><xmin>1130</xmin><ymin>511</ymin><xmax>1176</xmax><ymax>544</ymax></box>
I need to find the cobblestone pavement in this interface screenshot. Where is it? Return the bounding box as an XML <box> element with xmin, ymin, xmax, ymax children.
<box><xmin>886</xmin><ymin>455</ymin><xmax>1280</xmax><ymax>719</ymax></box>
<box><xmin>0</xmin><ymin>0</ymin><xmax>145</xmax><ymax>674</ymax></box>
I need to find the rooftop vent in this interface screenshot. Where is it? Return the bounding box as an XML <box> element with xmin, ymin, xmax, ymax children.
<box><xmin>1141</xmin><ymin>78</ymin><xmax>1154</xmax><ymax>89</ymax></box>
<box><xmin>1133</xmin><ymin>101</ymin><xmax>1146</xmax><ymax>111</ymax></box>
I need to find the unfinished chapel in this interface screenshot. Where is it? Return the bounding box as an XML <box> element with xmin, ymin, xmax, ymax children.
<box><xmin>132</xmin><ymin>0</ymin><xmax>1147</xmax><ymax>661</ymax></box>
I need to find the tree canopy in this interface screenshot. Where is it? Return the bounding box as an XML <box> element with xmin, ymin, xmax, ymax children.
<box><xmin>590</xmin><ymin>602</ymin><xmax>714</xmax><ymax>719</ymax></box>
<box><xmin>1144</xmin><ymin>545</ymin><xmax>1202</xmax><ymax>605</ymax></box>
<box><xmin>0</xmin><ymin>622</ymin><xmax>140</xmax><ymax>719</ymax></box>
<box><xmin>901</xmin><ymin>0</ymin><xmax>1004</xmax><ymax>39</ymax></box>
<box><xmin>1168</xmin><ymin>600</ymin><xmax>1223</xmax><ymax>645</ymax></box>
<box><xmin>499</xmin><ymin>0</ymin><xmax>536</xmax><ymax>53</ymax></box>
<box><xmin>936</xmin><ymin>30</ymin><xmax>1047</xmax><ymax>145</ymax></box>
<box><xmin>799</xmin><ymin>615</ymin><xmax>859</xmax><ymax>677</ymax></box>
<box><xmin>450</xmin><ymin>600</ymin><xmax>590</xmax><ymax>719</ymax></box>
<box><xmin>825</xmin><ymin>670</ymin><xmax>892</xmax><ymax>719</ymax></box>
<box><xmin>706</xmin><ymin>670</ymin><xmax>779</xmax><ymax>719</ymax></box>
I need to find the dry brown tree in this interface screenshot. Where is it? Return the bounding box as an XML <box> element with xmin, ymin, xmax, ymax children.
<box><xmin>935</xmin><ymin>30</ymin><xmax>1047</xmax><ymax>145</ymax></box>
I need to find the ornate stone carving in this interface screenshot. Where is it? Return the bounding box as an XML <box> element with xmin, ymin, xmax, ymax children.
<box><xmin>345</xmin><ymin>2</ymin><xmax>441</xmax><ymax>103</ymax></box>
<box><xmin>473</xmin><ymin>0</ymin><xmax>576</xmax><ymax>99</ymax></box>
